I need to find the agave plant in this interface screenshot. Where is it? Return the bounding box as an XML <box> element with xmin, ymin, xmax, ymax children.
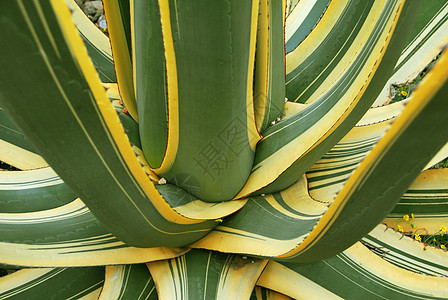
<box><xmin>0</xmin><ymin>0</ymin><xmax>448</xmax><ymax>298</ymax></box>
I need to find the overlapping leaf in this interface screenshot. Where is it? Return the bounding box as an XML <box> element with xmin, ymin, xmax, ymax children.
<box><xmin>258</xmin><ymin>242</ymin><xmax>448</xmax><ymax>299</ymax></box>
<box><xmin>383</xmin><ymin>168</ymin><xmax>448</xmax><ymax>234</ymax></box>
<box><xmin>147</xmin><ymin>249</ymin><xmax>267</xmax><ymax>299</ymax></box>
<box><xmin>0</xmin><ymin>267</ymin><xmax>104</xmax><ymax>299</ymax></box>
<box><xmin>193</xmin><ymin>46</ymin><xmax>448</xmax><ymax>261</ymax></box>
<box><xmin>0</xmin><ymin>0</ymin><xmax>246</xmax><ymax>249</ymax></box>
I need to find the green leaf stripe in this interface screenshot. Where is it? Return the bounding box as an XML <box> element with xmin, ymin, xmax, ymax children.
<box><xmin>383</xmin><ymin>168</ymin><xmax>448</xmax><ymax>234</ymax></box>
<box><xmin>372</xmin><ymin>1</ymin><xmax>448</xmax><ymax>106</ymax></box>
<box><xmin>0</xmin><ymin>267</ymin><xmax>104</xmax><ymax>299</ymax></box>
<box><xmin>117</xmin><ymin>0</ymin><xmax>132</xmax><ymax>61</ymax></box>
<box><xmin>250</xmin><ymin>286</ymin><xmax>292</xmax><ymax>300</ymax></box>
<box><xmin>286</xmin><ymin>0</ymin><xmax>374</xmax><ymax>103</ymax></box>
<box><xmin>147</xmin><ymin>249</ymin><xmax>267</xmax><ymax>299</ymax></box>
<box><xmin>100</xmin><ymin>264</ymin><xmax>157</xmax><ymax>299</ymax></box>
<box><xmin>0</xmin><ymin>0</ymin><xmax>225</xmax><ymax>248</ymax></box>
<box><xmin>153</xmin><ymin>0</ymin><xmax>261</xmax><ymax>202</ymax></box>
<box><xmin>305</xmin><ymin>118</ymin><xmax>391</xmax><ymax>198</ymax></box>
<box><xmin>114</xmin><ymin>103</ymin><xmax>142</xmax><ymax>148</ymax></box>
<box><xmin>256</xmin><ymin>261</ymin><xmax>342</xmax><ymax>299</ymax></box>
<box><xmin>134</xmin><ymin>0</ymin><xmax>169</xmax><ymax>169</ymax></box>
<box><xmin>362</xmin><ymin>224</ymin><xmax>448</xmax><ymax>277</ymax></box>
<box><xmin>103</xmin><ymin>0</ymin><xmax>138</xmax><ymax>120</ymax></box>
<box><xmin>0</xmin><ymin>108</ymin><xmax>37</xmax><ymax>154</ymax></box>
<box><xmin>192</xmin><ymin>175</ymin><xmax>328</xmax><ymax>259</ymax></box>
<box><xmin>0</xmin><ymin>167</ymin><xmax>77</xmax><ymax>213</ymax></box>
<box><xmin>255</xmin><ymin>0</ymin><xmax>422</xmax><ymax>196</ymax></box>
<box><xmin>389</xmin><ymin>168</ymin><xmax>448</xmax><ymax>215</ymax></box>
<box><xmin>285</xmin><ymin>0</ymin><xmax>331</xmax><ymax>53</ymax></box>
<box><xmin>192</xmin><ymin>100</ymin><xmax>396</xmax><ymax>260</ymax></box>
<box><xmin>239</xmin><ymin>0</ymin><xmax>416</xmax><ymax>198</ymax></box>
<box><xmin>286</xmin><ymin>0</ymin><xmax>301</xmax><ymax>15</ymax></box>
<box><xmin>280</xmin><ymin>242</ymin><xmax>448</xmax><ymax>299</ymax></box>
<box><xmin>192</xmin><ymin>57</ymin><xmax>448</xmax><ymax>261</ymax></box>
<box><xmin>65</xmin><ymin>0</ymin><xmax>117</xmax><ymax>83</ymax></box>
<box><xmin>0</xmin><ymin>199</ymin><xmax>186</xmax><ymax>267</ymax></box>
<box><xmin>283</xmin><ymin>44</ymin><xmax>448</xmax><ymax>262</ymax></box>
<box><xmin>253</xmin><ymin>0</ymin><xmax>286</xmax><ymax>133</ymax></box>
<box><xmin>393</xmin><ymin>2</ymin><xmax>448</xmax><ymax>74</ymax></box>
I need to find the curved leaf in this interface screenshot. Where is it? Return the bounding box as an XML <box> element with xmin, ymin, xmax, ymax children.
<box><xmin>0</xmin><ymin>108</ymin><xmax>37</xmax><ymax>154</ymax></box>
<box><xmin>423</xmin><ymin>142</ymin><xmax>448</xmax><ymax>170</ymax></box>
<box><xmin>0</xmin><ymin>267</ymin><xmax>104</xmax><ymax>300</ymax></box>
<box><xmin>363</xmin><ymin>224</ymin><xmax>448</xmax><ymax>277</ymax></box>
<box><xmin>286</xmin><ymin>0</ymin><xmax>374</xmax><ymax>103</ymax></box>
<box><xmin>0</xmin><ymin>199</ymin><xmax>186</xmax><ymax>267</ymax></box>
<box><xmin>268</xmin><ymin>242</ymin><xmax>448</xmax><ymax>299</ymax></box>
<box><xmin>256</xmin><ymin>261</ymin><xmax>341</xmax><ymax>299</ymax></box>
<box><xmin>0</xmin><ymin>167</ymin><xmax>76</xmax><ymax>213</ymax></box>
<box><xmin>284</xmin><ymin>46</ymin><xmax>448</xmax><ymax>261</ymax></box>
<box><xmin>372</xmin><ymin>0</ymin><xmax>448</xmax><ymax>106</ymax></box>
<box><xmin>237</xmin><ymin>0</ymin><xmax>420</xmax><ymax>197</ymax></box>
<box><xmin>192</xmin><ymin>175</ymin><xmax>327</xmax><ymax>258</ymax></box>
<box><xmin>0</xmin><ymin>139</ymin><xmax>47</xmax><ymax>171</ymax></box>
<box><xmin>0</xmin><ymin>109</ymin><xmax>46</xmax><ymax>170</ymax></box>
<box><xmin>0</xmin><ymin>0</ymin><xmax>245</xmax><ymax>248</ymax></box>
<box><xmin>99</xmin><ymin>264</ymin><xmax>157</xmax><ymax>299</ymax></box>
<box><xmin>141</xmin><ymin>0</ymin><xmax>261</xmax><ymax>202</ymax></box>
<box><xmin>251</xmin><ymin>286</ymin><xmax>292</xmax><ymax>300</ymax></box>
<box><xmin>134</xmin><ymin>0</ymin><xmax>169</xmax><ymax>169</ymax></box>
<box><xmin>193</xmin><ymin>48</ymin><xmax>448</xmax><ymax>261</ymax></box>
<box><xmin>384</xmin><ymin>168</ymin><xmax>448</xmax><ymax>235</ymax></box>
<box><xmin>285</xmin><ymin>0</ymin><xmax>331</xmax><ymax>54</ymax></box>
<box><xmin>103</xmin><ymin>0</ymin><xmax>138</xmax><ymax>120</ymax></box>
<box><xmin>147</xmin><ymin>249</ymin><xmax>268</xmax><ymax>299</ymax></box>
<box><xmin>253</xmin><ymin>0</ymin><xmax>286</xmax><ymax>132</ymax></box>
<box><xmin>65</xmin><ymin>0</ymin><xmax>117</xmax><ymax>83</ymax></box>
<box><xmin>191</xmin><ymin>104</ymin><xmax>395</xmax><ymax>259</ymax></box>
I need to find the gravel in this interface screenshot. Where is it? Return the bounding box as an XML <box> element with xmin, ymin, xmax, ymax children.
<box><xmin>76</xmin><ymin>0</ymin><xmax>108</xmax><ymax>34</ymax></box>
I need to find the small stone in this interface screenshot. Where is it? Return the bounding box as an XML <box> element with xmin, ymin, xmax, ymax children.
<box><xmin>89</xmin><ymin>0</ymin><xmax>103</xmax><ymax>11</ymax></box>
<box><xmin>81</xmin><ymin>1</ymin><xmax>103</xmax><ymax>22</ymax></box>
<box><xmin>97</xmin><ymin>15</ymin><xmax>107</xmax><ymax>31</ymax></box>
